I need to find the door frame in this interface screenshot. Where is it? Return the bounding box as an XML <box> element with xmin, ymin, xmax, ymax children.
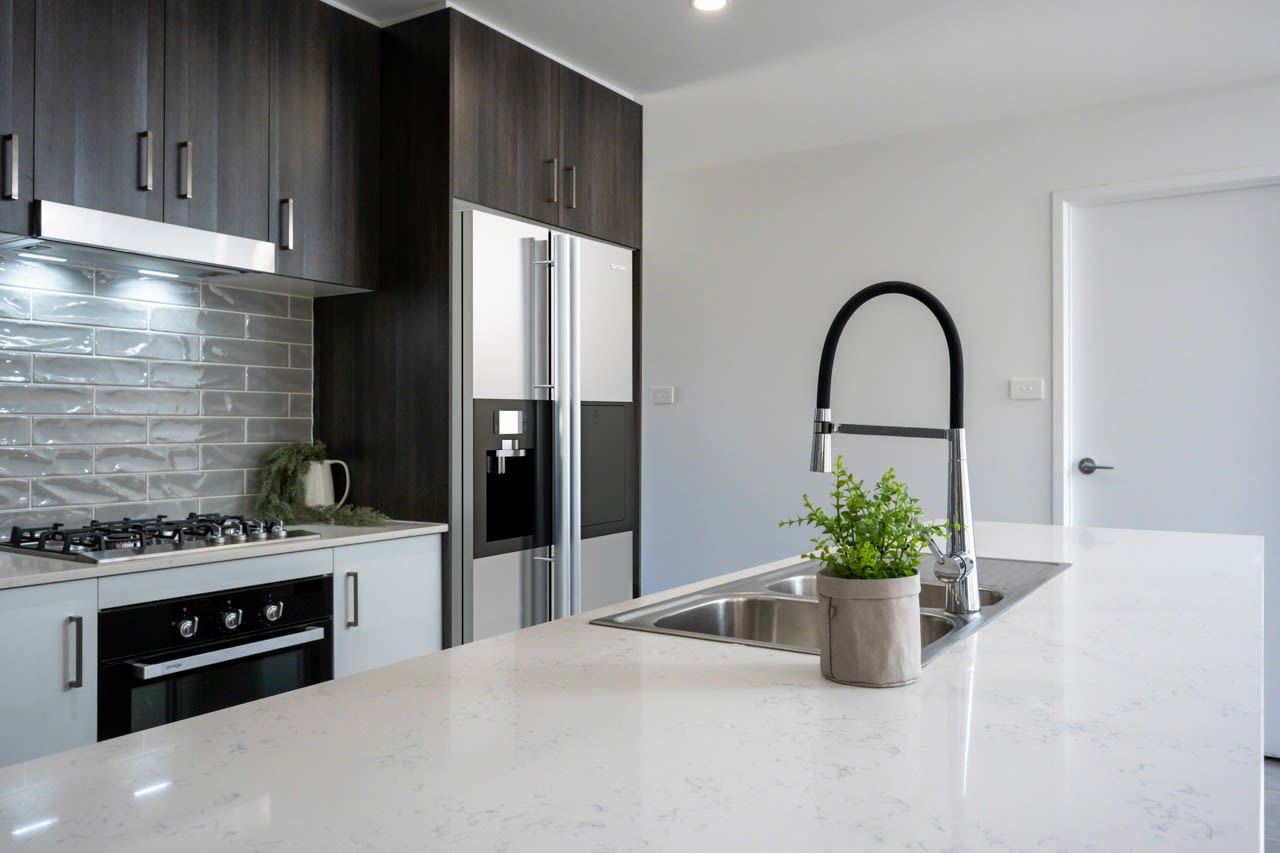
<box><xmin>1050</xmin><ymin>165</ymin><xmax>1280</xmax><ymax>524</ymax></box>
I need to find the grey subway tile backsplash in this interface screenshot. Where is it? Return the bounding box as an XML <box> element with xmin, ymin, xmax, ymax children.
<box><xmin>0</xmin><ymin>320</ymin><xmax>93</xmax><ymax>353</ymax></box>
<box><xmin>0</xmin><ymin>354</ymin><xmax>32</xmax><ymax>383</ymax></box>
<box><xmin>0</xmin><ymin>479</ymin><xmax>29</xmax><ymax>510</ymax></box>
<box><xmin>96</xmin><ymin>445</ymin><xmax>200</xmax><ymax>474</ymax></box>
<box><xmin>0</xmin><ymin>263</ymin><xmax>313</xmax><ymax>523</ymax></box>
<box><xmin>94</xmin><ymin>270</ymin><xmax>202</xmax><ymax>306</ymax></box>
<box><xmin>246</xmin><ymin>315</ymin><xmax>310</xmax><ymax>344</ymax></box>
<box><xmin>203</xmin><ymin>285</ymin><xmax>289</xmax><ymax>317</ymax></box>
<box><xmin>150</xmin><ymin>418</ymin><xmax>246</xmax><ymax>444</ymax></box>
<box><xmin>149</xmin><ymin>362</ymin><xmax>245</xmax><ymax>390</ymax></box>
<box><xmin>31</xmin><ymin>292</ymin><xmax>148</xmax><ymax>329</ymax></box>
<box><xmin>0</xmin><ymin>417</ymin><xmax>30</xmax><ymax>446</ymax></box>
<box><xmin>34</xmin><ymin>354</ymin><xmax>148</xmax><ymax>386</ymax></box>
<box><xmin>0</xmin><ymin>385</ymin><xmax>93</xmax><ymax>414</ymax></box>
<box><xmin>200</xmin><ymin>337</ymin><xmax>290</xmax><ymax>367</ymax></box>
<box><xmin>246</xmin><ymin>366</ymin><xmax>311</xmax><ymax>393</ymax></box>
<box><xmin>290</xmin><ymin>394</ymin><xmax>312</xmax><ymax>419</ymax></box>
<box><xmin>201</xmin><ymin>443</ymin><xmax>281</xmax><ymax>471</ymax></box>
<box><xmin>202</xmin><ymin>391</ymin><xmax>289</xmax><ymax>417</ymax></box>
<box><xmin>95</xmin><ymin>388</ymin><xmax>200</xmax><ymax>416</ymax></box>
<box><xmin>96</xmin><ymin>329</ymin><xmax>199</xmax><ymax>361</ymax></box>
<box><xmin>0</xmin><ymin>258</ymin><xmax>94</xmax><ymax>294</ymax></box>
<box><xmin>149</xmin><ymin>470</ymin><xmax>244</xmax><ymax>500</ymax></box>
<box><xmin>0</xmin><ymin>287</ymin><xmax>31</xmax><ymax>320</ymax></box>
<box><xmin>34</xmin><ymin>416</ymin><xmax>149</xmax><ymax>445</ymax></box>
<box><xmin>150</xmin><ymin>306</ymin><xmax>245</xmax><ymax>337</ymax></box>
<box><xmin>246</xmin><ymin>418</ymin><xmax>311</xmax><ymax>443</ymax></box>
<box><xmin>32</xmin><ymin>475</ymin><xmax>147</xmax><ymax>508</ymax></box>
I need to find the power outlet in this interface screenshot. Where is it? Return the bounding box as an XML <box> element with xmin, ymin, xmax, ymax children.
<box><xmin>1009</xmin><ymin>378</ymin><xmax>1045</xmax><ymax>400</ymax></box>
<box><xmin>650</xmin><ymin>385</ymin><xmax>676</xmax><ymax>405</ymax></box>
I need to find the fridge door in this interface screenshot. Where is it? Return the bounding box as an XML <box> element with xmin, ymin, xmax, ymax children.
<box><xmin>578</xmin><ymin>239</ymin><xmax>633</xmax><ymax>403</ymax></box>
<box><xmin>463</xmin><ymin>209</ymin><xmax>552</xmax><ymax>400</ymax></box>
<box><xmin>581</xmin><ymin>531</ymin><xmax>634</xmax><ymax>612</ymax></box>
<box><xmin>471</xmin><ymin>548</ymin><xmax>551</xmax><ymax>641</ymax></box>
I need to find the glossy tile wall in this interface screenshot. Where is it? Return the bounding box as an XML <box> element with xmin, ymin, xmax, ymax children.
<box><xmin>0</xmin><ymin>257</ymin><xmax>313</xmax><ymax>537</ymax></box>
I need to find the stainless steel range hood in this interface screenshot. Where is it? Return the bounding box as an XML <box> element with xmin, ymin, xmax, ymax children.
<box><xmin>0</xmin><ymin>200</ymin><xmax>367</xmax><ymax>296</ymax></box>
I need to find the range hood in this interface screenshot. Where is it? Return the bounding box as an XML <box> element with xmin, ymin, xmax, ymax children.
<box><xmin>0</xmin><ymin>200</ymin><xmax>367</xmax><ymax>296</ymax></box>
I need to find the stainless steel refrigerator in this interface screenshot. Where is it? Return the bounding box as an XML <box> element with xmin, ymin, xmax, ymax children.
<box><xmin>454</xmin><ymin>208</ymin><xmax>636</xmax><ymax>642</ymax></box>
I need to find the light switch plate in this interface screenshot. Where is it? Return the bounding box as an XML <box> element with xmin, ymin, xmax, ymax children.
<box><xmin>650</xmin><ymin>385</ymin><xmax>676</xmax><ymax>405</ymax></box>
<box><xmin>1009</xmin><ymin>378</ymin><xmax>1045</xmax><ymax>400</ymax></box>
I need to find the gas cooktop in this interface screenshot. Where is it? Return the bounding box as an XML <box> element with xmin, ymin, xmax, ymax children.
<box><xmin>2</xmin><ymin>513</ymin><xmax>320</xmax><ymax>564</ymax></box>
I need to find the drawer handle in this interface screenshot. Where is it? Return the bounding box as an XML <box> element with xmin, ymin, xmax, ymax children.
<box><xmin>280</xmin><ymin>197</ymin><xmax>295</xmax><ymax>250</ymax></box>
<box><xmin>548</xmin><ymin>157</ymin><xmax>559</xmax><ymax>204</ymax></box>
<box><xmin>137</xmin><ymin>130</ymin><xmax>153</xmax><ymax>191</ymax></box>
<box><xmin>567</xmin><ymin>164</ymin><xmax>578</xmax><ymax>210</ymax></box>
<box><xmin>178</xmin><ymin>140</ymin><xmax>193</xmax><ymax>199</ymax></box>
<box><xmin>68</xmin><ymin>615</ymin><xmax>84</xmax><ymax>689</ymax></box>
<box><xmin>2</xmin><ymin>133</ymin><xmax>17</xmax><ymax>200</ymax></box>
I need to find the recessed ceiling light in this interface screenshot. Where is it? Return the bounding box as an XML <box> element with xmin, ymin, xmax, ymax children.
<box><xmin>691</xmin><ymin>0</ymin><xmax>728</xmax><ymax>11</ymax></box>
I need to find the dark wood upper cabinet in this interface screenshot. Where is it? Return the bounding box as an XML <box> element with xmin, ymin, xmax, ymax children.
<box><xmin>0</xmin><ymin>0</ymin><xmax>33</xmax><ymax>235</ymax></box>
<box><xmin>34</xmin><ymin>0</ymin><xmax>165</xmax><ymax>221</ymax></box>
<box><xmin>163</xmin><ymin>0</ymin><xmax>270</xmax><ymax>240</ymax></box>
<box><xmin>558</xmin><ymin>69</ymin><xmax>642</xmax><ymax>249</ymax></box>
<box><xmin>451</xmin><ymin>13</ymin><xmax>559</xmax><ymax>228</ymax></box>
<box><xmin>271</xmin><ymin>0</ymin><xmax>380</xmax><ymax>289</ymax></box>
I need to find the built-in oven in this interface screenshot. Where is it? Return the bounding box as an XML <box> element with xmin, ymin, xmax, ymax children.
<box><xmin>98</xmin><ymin>575</ymin><xmax>332</xmax><ymax>740</ymax></box>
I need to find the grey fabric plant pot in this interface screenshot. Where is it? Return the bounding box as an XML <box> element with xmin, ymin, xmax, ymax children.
<box><xmin>816</xmin><ymin>569</ymin><xmax>921</xmax><ymax>687</ymax></box>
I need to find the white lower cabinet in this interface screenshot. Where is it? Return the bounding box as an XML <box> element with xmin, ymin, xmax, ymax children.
<box><xmin>333</xmin><ymin>535</ymin><xmax>442</xmax><ymax>678</ymax></box>
<box><xmin>0</xmin><ymin>579</ymin><xmax>98</xmax><ymax>767</ymax></box>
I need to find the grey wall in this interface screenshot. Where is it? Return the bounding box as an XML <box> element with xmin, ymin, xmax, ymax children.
<box><xmin>0</xmin><ymin>257</ymin><xmax>313</xmax><ymax>536</ymax></box>
<box><xmin>640</xmin><ymin>76</ymin><xmax>1280</xmax><ymax>594</ymax></box>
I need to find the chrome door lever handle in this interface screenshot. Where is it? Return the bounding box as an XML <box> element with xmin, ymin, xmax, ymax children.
<box><xmin>1077</xmin><ymin>457</ymin><xmax>1115</xmax><ymax>475</ymax></box>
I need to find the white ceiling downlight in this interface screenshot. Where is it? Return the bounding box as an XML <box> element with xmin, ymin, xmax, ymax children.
<box><xmin>691</xmin><ymin>0</ymin><xmax>727</xmax><ymax>12</ymax></box>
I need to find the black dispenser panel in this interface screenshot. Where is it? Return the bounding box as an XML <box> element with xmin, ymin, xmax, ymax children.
<box><xmin>473</xmin><ymin>399</ymin><xmax>551</xmax><ymax>559</ymax></box>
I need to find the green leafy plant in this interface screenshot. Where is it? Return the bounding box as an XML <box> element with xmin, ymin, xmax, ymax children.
<box><xmin>779</xmin><ymin>458</ymin><xmax>944</xmax><ymax>580</ymax></box>
<box><xmin>256</xmin><ymin>441</ymin><xmax>389</xmax><ymax>527</ymax></box>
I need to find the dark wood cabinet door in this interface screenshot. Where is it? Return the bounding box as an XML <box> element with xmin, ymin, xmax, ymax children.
<box><xmin>558</xmin><ymin>69</ymin><xmax>642</xmax><ymax>249</ymax></box>
<box><xmin>34</xmin><ymin>0</ymin><xmax>165</xmax><ymax>220</ymax></box>
<box><xmin>451</xmin><ymin>12</ymin><xmax>559</xmax><ymax>227</ymax></box>
<box><xmin>163</xmin><ymin>0</ymin><xmax>270</xmax><ymax>240</ymax></box>
<box><xmin>271</xmin><ymin>0</ymin><xmax>380</xmax><ymax>288</ymax></box>
<box><xmin>0</xmin><ymin>0</ymin><xmax>33</xmax><ymax>235</ymax></box>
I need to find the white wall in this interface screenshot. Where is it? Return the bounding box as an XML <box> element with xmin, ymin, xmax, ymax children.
<box><xmin>640</xmin><ymin>77</ymin><xmax>1280</xmax><ymax>594</ymax></box>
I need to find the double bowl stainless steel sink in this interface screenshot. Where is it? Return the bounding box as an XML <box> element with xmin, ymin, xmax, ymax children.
<box><xmin>592</xmin><ymin>557</ymin><xmax>1068</xmax><ymax>666</ymax></box>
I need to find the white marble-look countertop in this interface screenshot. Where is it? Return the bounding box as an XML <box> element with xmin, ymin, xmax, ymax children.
<box><xmin>0</xmin><ymin>521</ymin><xmax>448</xmax><ymax>591</ymax></box>
<box><xmin>0</xmin><ymin>522</ymin><xmax>1263</xmax><ymax>850</ymax></box>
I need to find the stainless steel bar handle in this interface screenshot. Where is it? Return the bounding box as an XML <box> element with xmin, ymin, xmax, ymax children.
<box><xmin>550</xmin><ymin>232</ymin><xmax>576</xmax><ymax>621</ymax></box>
<box><xmin>67</xmin><ymin>615</ymin><xmax>84</xmax><ymax>689</ymax></box>
<box><xmin>2</xmin><ymin>133</ymin><xmax>17</xmax><ymax>200</ymax></box>
<box><xmin>178</xmin><ymin>140</ymin><xmax>193</xmax><ymax>199</ymax></box>
<box><xmin>345</xmin><ymin>571</ymin><xmax>359</xmax><ymax>628</ymax></box>
<box><xmin>131</xmin><ymin>626</ymin><xmax>326</xmax><ymax>680</ymax></box>
<box><xmin>567</xmin><ymin>165</ymin><xmax>578</xmax><ymax>210</ymax></box>
<box><xmin>548</xmin><ymin>157</ymin><xmax>559</xmax><ymax>204</ymax></box>
<box><xmin>567</xmin><ymin>235</ymin><xmax>582</xmax><ymax>616</ymax></box>
<box><xmin>280</xmin><ymin>198</ymin><xmax>295</xmax><ymax>250</ymax></box>
<box><xmin>137</xmin><ymin>131</ymin><xmax>153</xmax><ymax>191</ymax></box>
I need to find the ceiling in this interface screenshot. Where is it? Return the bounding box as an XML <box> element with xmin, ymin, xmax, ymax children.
<box><xmin>336</xmin><ymin>0</ymin><xmax>1280</xmax><ymax>175</ymax></box>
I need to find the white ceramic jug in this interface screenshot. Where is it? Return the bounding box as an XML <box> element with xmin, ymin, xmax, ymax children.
<box><xmin>301</xmin><ymin>459</ymin><xmax>350</xmax><ymax>509</ymax></box>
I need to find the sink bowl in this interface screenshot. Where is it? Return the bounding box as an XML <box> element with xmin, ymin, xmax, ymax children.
<box><xmin>651</xmin><ymin>594</ymin><xmax>960</xmax><ymax>653</ymax></box>
<box><xmin>592</xmin><ymin>557</ymin><xmax>1069</xmax><ymax>667</ymax></box>
<box><xmin>766</xmin><ymin>573</ymin><xmax>1004</xmax><ymax>608</ymax></box>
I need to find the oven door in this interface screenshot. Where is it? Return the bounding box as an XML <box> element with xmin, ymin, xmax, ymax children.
<box><xmin>98</xmin><ymin>620</ymin><xmax>332</xmax><ymax>740</ymax></box>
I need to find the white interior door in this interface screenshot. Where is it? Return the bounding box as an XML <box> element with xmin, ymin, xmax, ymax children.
<box><xmin>1066</xmin><ymin>182</ymin><xmax>1280</xmax><ymax>751</ymax></box>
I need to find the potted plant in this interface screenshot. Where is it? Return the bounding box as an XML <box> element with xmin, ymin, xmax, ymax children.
<box><xmin>780</xmin><ymin>458</ymin><xmax>944</xmax><ymax>687</ymax></box>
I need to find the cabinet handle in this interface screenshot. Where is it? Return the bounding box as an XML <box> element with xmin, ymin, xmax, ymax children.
<box><xmin>567</xmin><ymin>165</ymin><xmax>578</xmax><ymax>210</ymax></box>
<box><xmin>2</xmin><ymin>133</ymin><xmax>17</xmax><ymax>200</ymax></box>
<box><xmin>178</xmin><ymin>140</ymin><xmax>193</xmax><ymax>199</ymax></box>
<box><xmin>137</xmin><ymin>131</ymin><xmax>153</xmax><ymax>191</ymax></box>
<box><xmin>345</xmin><ymin>571</ymin><xmax>359</xmax><ymax>628</ymax></box>
<box><xmin>280</xmin><ymin>198</ymin><xmax>295</xmax><ymax>250</ymax></box>
<box><xmin>548</xmin><ymin>157</ymin><xmax>559</xmax><ymax>204</ymax></box>
<box><xmin>68</xmin><ymin>615</ymin><xmax>84</xmax><ymax>689</ymax></box>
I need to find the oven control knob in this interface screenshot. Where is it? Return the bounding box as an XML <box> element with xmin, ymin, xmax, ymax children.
<box><xmin>262</xmin><ymin>602</ymin><xmax>284</xmax><ymax>623</ymax></box>
<box><xmin>221</xmin><ymin>609</ymin><xmax>243</xmax><ymax>631</ymax></box>
<box><xmin>177</xmin><ymin>617</ymin><xmax>199</xmax><ymax>639</ymax></box>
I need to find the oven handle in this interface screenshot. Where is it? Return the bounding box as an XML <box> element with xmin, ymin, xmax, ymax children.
<box><xmin>130</xmin><ymin>626</ymin><xmax>326</xmax><ymax>681</ymax></box>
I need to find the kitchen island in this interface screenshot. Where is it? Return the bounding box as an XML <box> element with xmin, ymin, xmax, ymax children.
<box><xmin>0</xmin><ymin>522</ymin><xmax>1262</xmax><ymax>850</ymax></box>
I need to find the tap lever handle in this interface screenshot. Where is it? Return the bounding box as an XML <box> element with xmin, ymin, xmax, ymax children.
<box><xmin>927</xmin><ymin>537</ymin><xmax>947</xmax><ymax>565</ymax></box>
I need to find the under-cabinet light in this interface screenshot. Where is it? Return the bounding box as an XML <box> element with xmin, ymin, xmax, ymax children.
<box><xmin>18</xmin><ymin>252</ymin><xmax>67</xmax><ymax>263</ymax></box>
<box><xmin>137</xmin><ymin>269</ymin><xmax>181</xmax><ymax>279</ymax></box>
